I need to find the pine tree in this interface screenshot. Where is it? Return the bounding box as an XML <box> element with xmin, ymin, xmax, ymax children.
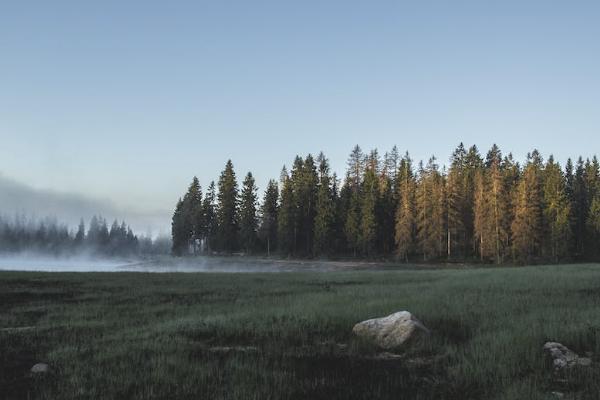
<box><xmin>171</xmin><ymin>199</ymin><xmax>188</xmax><ymax>255</ymax></box>
<box><xmin>473</xmin><ymin>168</ymin><xmax>490</xmax><ymax>260</ymax></box>
<box><xmin>299</xmin><ymin>154</ymin><xmax>318</xmax><ymax>255</ymax></box>
<box><xmin>313</xmin><ymin>153</ymin><xmax>336</xmax><ymax>256</ymax></box>
<box><xmin>587</xmin><ymin>196</ymin><xmax>600</xmax><ymax>260</ymax></box>
<box><xmin>239</xmin><ymin>172</ymin><xmax>259</xmax><ymax>254</ymax></box>
<box><xmin>378</xmin><ymin>148</ymin><xmax>397</xmax><ymax>254</ymax></box>
<box><xmin>347</xmin><ymin>145</ymin><xmax>364</xmax><ymax>188</ymax></box>
<box><xmin>511</xmin><ymin>151</ymin><xmax>544</xmax><ymax>262</ymax></box>
<box><xmin>217</xmin><ymin>160</ymin><xmax>239</xmax><ymax>252</ymax></box>
<box><xmin>259</xmin><ymin>179</ymin><xmax>279</xmax><ymax>256</ymax></box>
<box><xmin>464</xmin><ymin>145</ymin><xmax>483</xmax><ymax>256</ymax></box>
<box><xmin>360</xmin><ymin>156</ymin><xmax>379</xmax><ymax>256</ymax></box>
<box><xmin>277</xmin><ymin>167</ymin><xmax>295</xmax><ymax>256</ymax></box>
<box><xmin>74</xmin><ymin>218</ymin><xmax>85</xmax><ymax>247</ymax></box>
<box><xmin>202</xmin><ymin>181</ymin><xmax>217</xmax><ymax>253</ymax></box>
<box><xmin>416</xmin><ymin>157</ymin><xmax>446</xmax><ymax>260</ymax></box>
<box><xmin>395</xmin><ymin>153</ymin><xmax>416</xmax><ymax>261</ymax></box>
<box><xmin>182</xmin><ymin>177</ymin><xmax>203</xmax><ymax>254</ymax></box>
<box><xmin>344</xmin><ymin>186</ymin><xmax>361</xmax><ymax>257</ymax></box>
<box><xmin>564</xmin><ymin>158</ymin><xmax>576</xmax><ymax>255</ymax></box>
<box><xmin>572</xmin><ymin>157</ymin><xmax>588</xmax><ymax>258</ymax></box>
<box><xmin>542</xmin><ymin>156</ymin><xmax>571</xmax><ymax>261</ymax></box>
<box><xmin>584</xmin><ymin>157</ymin><xmax>600</xmax><ymax>258</ymax></box>
<box><xmin>446</xmin><ymin>144</ymin><xmax>467</xmax><ymax>259</ymax></box>
<box><xmin>487</xmin><ymin>146</ymin><xmax>509</xmax><ymax>263</ymax></box>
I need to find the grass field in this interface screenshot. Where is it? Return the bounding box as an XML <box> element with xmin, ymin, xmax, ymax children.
<box><xmin>1</xmin><ymin>264</ymin><xmax>600</xmax><ymax>399</ymax></box>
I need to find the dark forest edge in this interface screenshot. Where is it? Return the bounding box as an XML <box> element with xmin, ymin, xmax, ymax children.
<box><xmin>0</xmin><ymin>214</ymin><xmax>170</xmax><ymax>258</ymax></box>
<box><xmin>172</xmin><ymin>143</ymin><xmax>600</xmax><ymax>265</ymax></box>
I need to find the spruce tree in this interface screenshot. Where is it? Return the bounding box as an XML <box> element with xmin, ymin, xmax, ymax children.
<box><xmin>360</xmin><ymin>157</ymin><xmax>379</xmax><ymax>256</ymax></box>
<box><xmin>182</xmin><ymin>177</ymin><xmax>203</xmax><ymax>254</ymax></box>
<box><xmin>378</xmin><ymin>148</ymin><xmax>397</xmax><ymax>254</ymax></box>
<box><xmin>202</xmin><ymin>181</ymin><xmax>217</xmax><ymax>253</ymax></box>
<box><xmin>572</xmin><ymin>157</ymin><xmax>588</xmax><ymax>258</ymax></box>
<box><xmin>74</xmin><ymin>218</ymin><xmax>85</xmax><ymax>247</ymax></box>
<box><xmin>584</xmin><ymin>157</ymin><xmax>600</xmax><ymax>258</ymax></box>
<box><xmin>542</xmin><ymin>156</ymin><xmax>571</xmax><ymax>261</ymax></box>
<box><xmin>259</xmin><ymin>179</ymin><xmax>279</xmax><ymax>256</ymax></box>
<box><xmin>446</xmin><ymin>144</ymin><xmax>467</xmax><ymax>259</ymax></box>
<box><xmin>239</xmin><ymin>172</ymin><xmax>259</xmax><ymax>254</ymax></box>
<box><xmin>416</xmin><ymin>157</ymin><xmax>446</xmax><ymax>260</ymax></box>
<box><xmin>394</xmin><ymin>153</ymin><xmax>416</xmax><ymax>261</ymax></box>
<box><xmin>313</xmin><ymin>153</ymin><xmax>336</xmax><ymax>256</ymax></box>
<box><xmin>217</xmin><ymin>160</ymin><xmax>239</xmax><ymax>252</ymax></box>
<box><xmin>171</xmin><ymin>199</ymin><xmax>187</xmax><ymax>255</ymax></box>
<box><xmin>487</xmin><ymin>146</ymin><xmax>510</xmax><ymax>263</ymax></box>
<box><xmin>277</xmin><ymin>167</ymin><xmax>295</xmax><ymax>256</ymax></box>
<box><xmin>511</xmin><ymin>151</ymin><xmax>544</xmax><ymax>262</ymax></box>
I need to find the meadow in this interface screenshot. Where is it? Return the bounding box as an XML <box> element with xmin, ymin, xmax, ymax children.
<box><xmin>1</xmin><ymin>264</ymin><xmax>599</xmax><ymax>399</ymax></box>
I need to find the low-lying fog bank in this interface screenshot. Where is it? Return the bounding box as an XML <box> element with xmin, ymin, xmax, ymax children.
<box><xmin>0</xmin><ymin>255</ymin><xmax>414</xmax><ymax>273</ymax></box>
<box><xmin>0</xmin><ymin>255</ymin><xmax>145</xmax><ymax>272</ymax></box>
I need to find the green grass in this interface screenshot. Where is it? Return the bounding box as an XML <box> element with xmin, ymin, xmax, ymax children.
<box><xmin>1</xmin><ymin>264</ymin><xmax>600</xmax><ymax>399</ymax></box>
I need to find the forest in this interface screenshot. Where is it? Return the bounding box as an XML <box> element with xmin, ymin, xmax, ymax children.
<box><xmin>172</xmin><ymin>143</ymin><xmax>600</xmax><ymax>264</ymax></box>
<box><xmin>0</xmin><ymin>214</ymin><xmax>170</xmax><ymax>257</ymax></box>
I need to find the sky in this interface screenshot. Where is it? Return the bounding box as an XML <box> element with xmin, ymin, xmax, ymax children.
<box><xmin>1</xmin><ymin>1</ymin><xmax>600</xmax><ymax>232</ymax></box>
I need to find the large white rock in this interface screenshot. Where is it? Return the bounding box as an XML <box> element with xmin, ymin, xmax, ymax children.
<box><xmin>352</xmin><ymin>311</ymin><xmax>430</xmax><ymax>350</ymax></box>
<box><xmin>543</xmin><ymin>342</ymin><xmax>592</xmax><ymax>370</ymax></box>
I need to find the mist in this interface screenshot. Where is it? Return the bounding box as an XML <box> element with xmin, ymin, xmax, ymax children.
<box><xmin>0</xmin><ymin>254</ymin><xmax>374</xmax><ymax>273</ymax></box>
<box><xmin>0</xmin><ymin>173</ymin><xmax>170</xmax><ymax>236</ymax></box>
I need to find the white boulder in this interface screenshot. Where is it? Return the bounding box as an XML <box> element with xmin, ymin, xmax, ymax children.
<box><xmin>352</xmin><ymin>311</ymin><xmax>430</xmax><ymax>350</ymax></box>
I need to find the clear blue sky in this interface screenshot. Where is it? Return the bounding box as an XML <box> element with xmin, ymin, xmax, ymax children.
<box><xmin>1</xmin><ymin>0</ymin><xmax>600</xmax><ymax>215</ymax></box>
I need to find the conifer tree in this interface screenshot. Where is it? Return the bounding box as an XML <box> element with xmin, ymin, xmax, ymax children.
<box><xmin>171</xmin><ymin>199</ymin><xmax>187</xmax><ymax>255</ymax></box>
<box><xmin>313</xmin><ymin>153</ymin><xmax>336</xmax><ymax>256</ymax></box>
<box><xmin>202</xmin><ymin>181</ymin><xmax>217</xmax><ymax>253</ymax></box>
<box><xmin>511</xmin><ymin>151</ymin><xmax>544</xmax><ymax>262</ymax></box>
<box><xmin>299</xmin><ymin>154</ymin><xmax>318</xmax><ymax>255</ymax></box>
<box><xmin>584</xmin><ymin>157</ymin><xmax>600</xmax><ymax>258</ymax></box>
<box><xmin>487</xmin><ymin>145</ymin><xmax>510</xmax><ymax>263</ymax></box>
<box><xmin>416</xmin><ymin>157</ymin><xmax>446</xmax><ymax>260</ymax></box>
<box><xmin>182</xmin><ymin>177</ymin><xmax>203</xmax><ymax>253</ymax></box>
<box><xmin>360</xmin><ymin>156</ymin><xmax>379</xmax><ymax>256</ymax></box>
<box><xmin>74</xmin><ymin>218</ymin><xmax>85</xmax><ymax>247</ymax></box>
<box><xmin>446</xmin><ymin>144</ymin><xmax>467</xmax><ymax>259</ymax></box>
<box><xmin>473</xmin><ymin>168</ymin><xmax>490</xmax><ymax>260</ymax></box>
<box><xmin>395</xmin><ymin>153</ymin><xmax>416</xmax><ymax>261</ymax></box>
<box><xmin>347</xmin><ymin>145</ymin><xmax>364</xmax><ymax>187</ymax></box>
<box><xmin>464</xmin><ymin>146</ymin><xmax>483</xmax><ymax>256</ymax></box>
<box><xmin>259</xmin><ymin>179</ymin><xmax>279</xmax><ymax>256</ymax></box>
<box><xmin>239</xmin><ymin>172</ymin><xmax>258</xmax><ymax>254</ymax></box>
<box><xmin>542</xmin><ymin>156</ymin><xmax>571</xmax><ymax>261</ymax></box>
<box><xmin>217</xmin><ymin>160</ymin><xmax>239</xmax><ymax>252</ymax></box>
<box><xmin>378</xmin><ymin>148</ymin><xmax>397</xmax><ymax>254</ymax></box>
<box><xmin>572</xmin><ymin>157</ymin><xmax>588</xmax><ymax>258</ymax></box>
<box><xmin>344</xmin><ymin>187</ymin><xmax>361</xmax><ymax>257</ymax></box>
<box><xmin>277</xmin><ymin>168</ymin><xmax>295</xmax><ymax>256</ymax></box>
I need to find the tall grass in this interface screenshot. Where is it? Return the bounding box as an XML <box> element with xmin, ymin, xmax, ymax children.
<box><xmin>1</xmin><ymin>265</ymin><xmax>599</xmax><ymax>399</ymax></box>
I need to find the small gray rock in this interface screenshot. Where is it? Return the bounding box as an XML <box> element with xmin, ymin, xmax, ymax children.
<box><xmin>353</xmin><ymin>311</ymin><xmax>430</xmax><ymax>350</ymax></box>
<box><xmin>543</xmin><ymin>342</ymin><xmax>592</xmax><ymax>370</ymax></box>
<box><xmin>31</xmin><ymin>363</ymin><xmax>48</xmax><ymax>373</ymax></box>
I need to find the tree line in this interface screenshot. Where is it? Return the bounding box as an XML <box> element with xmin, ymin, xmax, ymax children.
<box><xmin>171</xmin><ymin>143</ymin><xmax>600</xmax><ymax>264</ymax></box>
<box><xmin>0</xmin><ymin>214</ymin><xmax>169</xmax><ymax>257</ymax></box>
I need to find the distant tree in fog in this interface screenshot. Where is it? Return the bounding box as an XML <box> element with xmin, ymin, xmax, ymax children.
<box><xmin>0</xmin><ymin>214</ymin><xmax>146</xmax><ymax>257</ymax></box>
